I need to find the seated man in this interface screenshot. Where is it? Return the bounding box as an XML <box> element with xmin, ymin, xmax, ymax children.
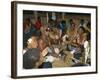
<box><xmin>23</xmin><ymin>36</ymin><xmax>40</xmax><ymax>69</ymax></box>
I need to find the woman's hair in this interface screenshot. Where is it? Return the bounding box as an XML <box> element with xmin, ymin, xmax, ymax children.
<box><xmin>87</xmin><ymin>22</ymin><xmax>91</xmax><ymax>29</ymax></box>
<box><xmin>78</xmin><ymin>26</ymin><xmax>86</xmax><ymax>33</ymax></box>
<box><xmin>69</xmin><ymin>19</ymin><xmax>73</xmax><ymax>24</ymax></box>
<box><xmin>80</xmin><ymin>19</ymin><xmax>84</xmax><ymax>23</ymax></box>
<box><xmin>37</xmin><ymin>16</ymin><xmax>41</xmax><ymax>21</ymax></box>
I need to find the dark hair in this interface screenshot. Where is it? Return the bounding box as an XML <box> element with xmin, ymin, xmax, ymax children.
<box><xmin>69</xmin><ymin>19</ymin><xmax>73</xmax><ymax>23</ymax></box>
<box><xmin>61</xmin><ymin>20</ymin><xmax>66</xmax><ymax>24</ymax></box>
<box><xmin>87</xmin><ymin>22</ymin><xmax>91</xmax><ymax>29</ymax></box>
<box><xmin>37</xmin><ymin>16</ymin><xmax>41</xmax><ymax>20</ymax></box>
<box><xmin>25</xmin><ymin>18</ymin><xmax>31</xmax><ymax>23</ymax></box>
<box><xmin>80</xmin><ymin>19</ymin><xmax>84</xmax><ymax>23</ymax></box>
<box><xmin>78</xmin><ymin>26</ymin><xmax>86</xmax><ymax>33</ymax></box>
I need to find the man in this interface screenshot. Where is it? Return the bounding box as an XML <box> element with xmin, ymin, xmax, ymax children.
<box><xmin>23</xmin><ymin>36</ymin><xmax>40</xmax><ymax>69</ymax></box>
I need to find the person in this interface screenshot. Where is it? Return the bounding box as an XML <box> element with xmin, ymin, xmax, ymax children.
<box><xmin>35</xmin><ymin>17</ymin><xmax>43</xmax><ymax>30</ymax></box>
<box><xmin>77</xmin><ymin>27</ymin><xmax>87</xmax><ymax>45</ymax></box>
<box><xmin>65</xmin><ymin>22</ymin><xmax>77</xmax><ymax>45</ymax></box>
<box><xmin>77</xmin><ymin>28</ymin><xmax>90</xmax><ymax>64</ymax></box>
<box><xmin>23</xmin><ymin>18</ymin><xmax>31</xmax><ymax>33</ymax></box>
<box><xmin>23</xmin><ymin>36</ymin><xmax>40</xmax><ymax>69</ymax></box>
<box><xmin>72</xmin><ymin>27</ymin><xmax>87</xmax><ymax>60</ymax></box>
<box><xmin>83</xmin><ymin>34</ymin><xmax>90</xmax><ymax>64</ymax></box>
<box><xmin>85</xmin><ymin>22</ymin><xmax>91</xmax><ymax>32</ymax></box>
<box><xmin>65</xmin><ymin>27</ymin><xmax>86</xmax><ymax>61</ymax></box>
<box><xmin>58</xmin><ymin>20</ymin><xmax>66</xmax><ymax>33</ymax></box>
<box><xmin>37</xmin><ymin>36</ymin><xmax>53</xmax><ymax>68</ymax></box>
<box><xmin>23</xmin><ymin>18</ymin><xmax>34</xmax><ymax>48</ymax></box>
<box><xmin>48</xmin><ymin>19</ymin><xmax>56</xmax><ymax>28</ymax></box>
<box><xmin>79</xmin><ymin>19</ymin><xmax>87</xmax><ymax>28</ymax></box>
<box><xmin>38</xmin><ymin>37</ymin><xmax>47</xmax><ymax>53</ymax></box>
<box><xmin>48</xmin><ymin>28</ymin><xmax>60</xmax><ymax>45</ymax></box>
<box><xmin>84</xmin><ymin>22</ymin><xmax>91</xmax><ymax>41</ymax></box>
<box><xmin>67</xmin><ymin>19</ymin><xmax>74</xmax><ymax>31</ymax></box>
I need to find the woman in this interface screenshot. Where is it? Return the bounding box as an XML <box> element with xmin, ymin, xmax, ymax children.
<box><xmin>72</xmin><ymin>27</ymin><xmax>88</xmax><ymax>60</ymax></box>
<box><xmin>62</xmin><ymin>22</ymin><xmax>77</xmax><ymax>46</ymax></box>
<box><xmin>38</xmin><ymin>36</ymin><xmax>53</xmax><ymax>68</ymax></box>
<box><xmin>66</xmin><ymin>27</ymin><xmax>87</xmax><ymax>61</ymax></box>
<box><xmin>77</xmin><ymin>27</ymin><xmax>87</xmax><ymax>45</ymax></box>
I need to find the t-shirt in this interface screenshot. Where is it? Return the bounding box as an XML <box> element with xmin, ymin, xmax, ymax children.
<box><xmin>35</xmin><ymin>21</ymin><xmax>42</xmax><ymax>30</ymax></box>
<box><xmin>23</xmin><ymin>48</ymin><xmax>40</xmax><ymax>69</ymax></box>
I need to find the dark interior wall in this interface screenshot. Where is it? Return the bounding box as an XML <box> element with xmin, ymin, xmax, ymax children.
<box><xmin>23</xmin><ymin>10</ymin><xmax>91</xmax><ymax>26</ymax></box>
<box><xmin>65</xmin><ymin>13</ymin><xmax>91</xmax><ymax>26</ymax></box>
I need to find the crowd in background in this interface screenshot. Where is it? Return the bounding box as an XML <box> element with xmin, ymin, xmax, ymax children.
<box><xmin>23</xmin><ymin>14</ymin><xmax>91</xmax><ymax>69</ymax></box>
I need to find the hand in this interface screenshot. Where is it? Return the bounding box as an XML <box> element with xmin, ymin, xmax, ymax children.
<box><xmin>41</xmin><ymin>47</ymin><xmax>48</xmax><ymax>57</ymax></box>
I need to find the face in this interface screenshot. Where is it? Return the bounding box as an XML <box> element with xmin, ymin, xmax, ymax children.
<box><xmin>38</xmin><ymin>39</ymin><xmax>46</xmax><ymax>52</ymax></box>
<box><xmin>31</xmin><ymin>37</ymin><xmax>38</xmax><ymax>48</ymax></box>
<box><xmin>80</xmin><ymin>20</ymin><xmax>84</xmax><ymax>25</ymax></box>
<box><xmin>24</xmin><ymin>25</ymin><xmax>30</xmax><ymax>32</ymax></box>
<box><xmin>78</xmin><ymin>28</ymin><xmax>84</xmax><ymax>34</ymax></box>
<box><xmin>71</xmin><ymin>23</ymin><xmax>75</xmax><ymax>30</ymax></box>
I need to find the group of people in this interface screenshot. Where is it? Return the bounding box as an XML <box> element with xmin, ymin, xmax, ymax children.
<box><xmin>23</xmin><ymin>16</ymin><xmax>91</xmax><ymax>69</ymax></box>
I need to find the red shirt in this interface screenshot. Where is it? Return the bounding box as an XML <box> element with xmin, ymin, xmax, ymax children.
<box><xmin>35</xmin><ymin>21</ymin><xmax>42</xmax><ymax>30</ymax></box>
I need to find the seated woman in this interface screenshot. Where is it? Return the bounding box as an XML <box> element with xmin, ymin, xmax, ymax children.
<box><xmin>61</xmin><ymin>22</ymin><xmax>77</xmax><ymax>48</ymax></box>
<box><xmin>48</xmin><ymin>27</ymin><xmax>61</xmax><ymax>45</ymax></box>
<box><xmin>71</xmin><ymin>27</ymin><xmax>88</xmax><ymax>61</ymax></box>
<box><xmin>38</xmin><ymin>37</ymin><xmax>53</xmax><ymax>68</ymax></box>
<box><xmin>63</xmin><ymin>26</ymin><xmax>88</xmax><ymax>61</ymax></box>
